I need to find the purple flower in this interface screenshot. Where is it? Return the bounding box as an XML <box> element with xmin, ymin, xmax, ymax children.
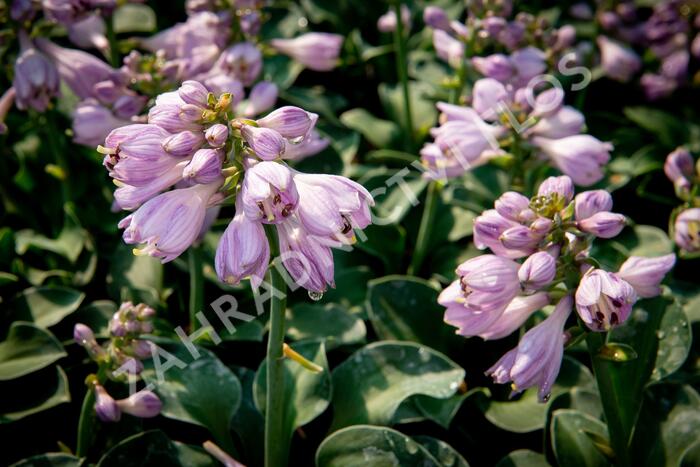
<box><xmin>473</xmin><ymin>209</ymin><xmax>527</xmax><ymax>258</ymax></box>
<box><xmin>641</xmin><ymin>73</ymin><xmax>677</xmax><ymax>100</ymax></box>
<box><xmin>537</xmin><ymin>175</ymin><xmax>574</xmax><ymax>203</ymax></box>
<box><xmin>664</xmin><ymin>148</ymin><xmax>694</xmax><ymax>194</ymax></box>
<box><xmin>282</xmin><ymin>130</ymin><xmax>330</xmax><ymax>161</ymax></box>
<box><xmin>519</xmin><ymin>251</ymin><xmax>557</xmax><ymax>291</ymax></box>
<box><xmin>454</xmin><ymin>255</ymin><xmax>521</xmax><ymax>314</ymax></box>
<box><xmin>617</xmin><ymin>254</ymin><xmax>675</xmax><ymax>298</ymax></box>
<box><xmin>178</xmin><ymin>80</ymin><xmax>210</xmax><ymax>106</ymax></box>
<box><xmin>271</xmin><ymin>33</ymin><xmax>344</xmax><ymax>72</ymax></box>
<box><xmin>215</xmin><ymin>205</ymin><xmax>270</xmax><ymax>288</ymax></box>
<box><xmin>239</xmin><ymin>81</ymin><xmax>278</xmax><ymax>118</ymax></box>
<box><xmin>148</xmin><ymin>93</ymin><xmax>204</xmax><ymax>133</ymax></box>
<box><xmin>0</xmin><ymin>87</ymin><xmax>16</xmax><ymax>134</ymax></box>
<box><xmin>119</xmin><ymin>181</ymin><xmax>221</xmax><ymax>262</ymax></box>
<box><xmin>499</xmin><ymin>225</ymin><xmax>544</xmax><ymax>252</ymax></box>
<box><xmin>94</xmin><ymin>385</ymin><xmax>121</xmax><ymax>422</ymax></box>
<box><xmin>661</xmin><ymin>50</ymin><xmax>689</xmax><ymax>80</ymax></box>
<box><xmin>211</xmin><ymin>42</ymin><xmax>262</xmax><ymax>86</ymax></box>
<box><xmin>597</xmin><ymin>36</ymin><xmax>641</xmax><ymax>82</ymax></box>
<box><xmin>241</xmin><ymin>125</ymin><xmax>286</xmax><ymax>160</ymax></box>
<box><xmin>574</xmin><ymin>190</ymin><xmax>613</xmax><ymax>222</ymax></box>
<box><xmin>472</xmin><ymin>55</ymin><xmax>515</xmax><ymax>83</ymax></box>
<box><xmin>72</xmin><ymin>100</ymin><xmax>130</xmax><ymax>147</ymax></box>
<box><xmin>13</xmin><ymin>35</ymin><xmax>59</xmax><ymax>112</ymax></box>
<box><xmin>577</xmin><ymin>212</ymin><xmax>626</xmax><ymax>238</ymax></box>
<box><xmin>102</xmin><ymin>124</ymin><xmax>187</xmax><ymax>187</ymax></box>
<box><xmin>575</xmin><ymin>269</ymin><xmax>637</xmax><ymax>331</ymax></box>
<box><xmin>35</xmin><ymin>38</ymin><xmax>120</xmax><ymax>100</ymax></box>
<box><xmin>73</xmin><ymin>323</ymin><xmax>96</xmax><ymax>345</ymax></box>
<box><xmin>162</xmin><ymin>130</ymin><xmax>206</xmax><ymax>156</ymax></box>
<box><xmin>530</xmin><ymin>106</ymin><xmax>585</xmax><ymax>139</ymax></box>
<box><xmin>202</xmin><ymin>75</ymin><xmax>244</xmax><ymax>104</ymax></box>
<box><xmin>241</xmin><ymin>161</ymin><xmax>298</xmax><ymax>223</ymax></box>
<box><xmin>276</xmin><ymin>217</ymin><xmax>336</xmax><ymax>293</ymax></box>
<box><xmin>377</xmin><ymin>5</ymin><xmax>410</xmax><ymax>33</ymax></box>
<box><xmin>532</xmin><ymin>135</ymin><xmax>612</xmax><ymax>186</ymax></box>
<box><xmin>486</xmin><ymin>295</ymin><xmax>572</xmax><ymax>402</ymax></box>
<box><xmin>115</xmin><ymin>390</ymin><xmax>162</xmax><ymax>418</ymax></box>
<box><xmin>257</xmin><ymin>106</ymin><xmax>318</xmax><ymax>140</ymax></box>
<box><xmin>183</xmin><ymin>148</ymin><xmax>224</xmax><ymax>184</ymax></box>
<box><xmin>480</xmin><ymin>292</ymin><xmax>551</xmax><ymax>340</ymax></box>
<box><xmin>205</xmin><ymin>124</ymin><xmax>228</xmax><ymax>148</ymax></box>
<box><xmin>423</xmin><ymin>6</ymin><xmax>450</xmax><ymax>30</ymax></box>
<box><xmin>495</xmin><ymin>192</ymin><xmax>536</xmax><ymax>223</ymax></box>
<box><xmin>293</xmin><ymin>173</ymin><xmax>374</xmax><ymax>241</ymax></box>
<box><xmin>509</xmin><ymin>47</ymin><xmax>546</xmax><ymax>84</ymax></box>
<box><xmin>113</xmin><ymin>163</ymin><xmax>187</xmax><ymax>211</ymax></box>
<box><xmin>472</xmin><ymin>78</ymin><xmax>509</xmax><ymax>120</ymax></box>
<box><xmin>674</xmin><ymin>208</ymin><xmax>700</xmax><ymax>252</ymax></box>
<box><xmin>68</xmin><ymin>13</ymin><xmax>109</xmax><ymax>53</ymax></box>
<box><xmin>433</xmin><ymin>29</ymin><xmax>464</xmax><ymax>66</ymax></box>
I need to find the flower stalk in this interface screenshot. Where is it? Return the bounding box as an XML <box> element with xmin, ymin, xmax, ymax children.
<box><xmin>263</xmin><ymin>224</ymin><xmax>288</xmax><ymax>467</ymax></box>
<box><xmin>409</xmin><ymin>181</ymin><xmax>440</xmax><ymax>275</ymax></box>
<box><xmin>188</xmin><ymin>247</ymin><xmax>204</xmax><ymax>331</ymax></box>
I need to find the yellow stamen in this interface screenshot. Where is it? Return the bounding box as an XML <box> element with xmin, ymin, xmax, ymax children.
<box><xmin>282</xmin><ymin>343</ymin><xmax>324</xmax><ymax>373</ymax></box>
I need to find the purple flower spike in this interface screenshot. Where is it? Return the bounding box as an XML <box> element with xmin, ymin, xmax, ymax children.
<box><xmin>577</xmin><ymin>212</ymin><xmax>626</xmax><ymax>238</ymax></box>
<box><xmin>537</xmin><ymin>175</ymin><xmax>574</xmax><ymax>203</ymax></box>
<box><xmin>617</xmin><ymin>254</ymin><xmax>676</xmax><ymax>298</ymax></box>
<box><xmin>533</xmin><ymin>135</ymin><xmax>612</xmax><ymax>186</ymax></box>
<box><xmin>519</xmin><ymin>252</ymin><xmax>557</xmax><ymax>291</ymax></box>
<box><xmin>664</xmin><ymin>148</ymin><xmax>694</xmax><ymax>194</ymax></box>
<box><xmin>205</xmin><ymin>124</ymin><xmax>228</xmax><ymax>148</ymax></box>
<box><xmin>257</xmin><ymin>106</ymin><xmax>317</xmax><ymax>140</ymax></box>
<box><xmin>115</xmin><ymin>390</ymin><xmax>162</xmax><ymax>418</ymax></box>
<box><xmin>271</xmin><ymin>33</ymin><xmax>344</xmax><ymax>72</ymax></box>
<box><xmin>94</xmin><ymin>385</ymin><xmax>121</xmax><ymax>422</ymax></box>
<box><xmin>183</xmin><ymin>149</ymin><xmax>224</xmax><ymax>184</ymax></box>
<box><xmin>215</xmin><ymin>206</ymin><xmax>270</xmax><ymax>288</ymax></box>
<box><xmin>241</xmin><ymin>161</ymin><xmax>298</xmax><ymax>223</ymax></box>
<box><xmin>674</xmin><ymin>208</ymin><xmax>700</xmax><ymax>252</ymax></box>
<box><xmin>119</xmin><ymin>181</ymin><xmax>222</xmax><ymax>263</ymax></box>
<box><xmin>574</xmin><ymin>190</ymin><xmax>613</xmax><ymax>221</ymax></box>
<box><xmin>241</xmin><ymin>125</ymin><xmax>286</xmax><ymax>160</ymax></box>
<box><xmin>487</xmin><ymin>295</ymin><xmax>573</xmax><ymax>402</ymax></box>
<box><xmin>575</xmin><ymin>270</ymin><xmax>637</xmax><ymax>331</ymax></box>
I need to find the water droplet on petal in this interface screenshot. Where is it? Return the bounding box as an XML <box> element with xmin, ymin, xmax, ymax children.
<box><xmin>308</xmin><ymin>291</ymin><xmax>323</xmax><ymax>301</ymax></box>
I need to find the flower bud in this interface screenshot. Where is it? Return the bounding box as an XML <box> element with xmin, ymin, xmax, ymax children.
<box><xmin>240</xmin><ymin>81</ymin><xmax>278</xmax><ymax>118</ymax></box>
<box><xmin>574</xmin><ymin>190</ymin><xmax>613</xmax><ymax>221</ymax></box>
<box><xmin>116</xmin><ymin>390</ymin><xmax>162</xmax><ymax>418</ymax></box>
<box><xmin>577</xmin><ymin>211</ymin><xmax>626</xmax><ymax>238</ymax></box>
<box><xmin>94</xmin><ymin>385</ymin><xmax>121</xmax><ymax>422</ymax></box>
<box><xmin>675</xmin><ymin>208</ymin><xmax>700</xmax><ymax>252</ymax></box>
<box><xmin>423</xmin><ymin>6</ymin><xmax>450</xmax><ymax>30</ymax></box>
<box><xmin>162</xmin><ymin>130</ymin><xmax>206</xmax><ymax>156</ymax></box>
<box><xmin>178</xmin><ymin>80</ymin><xmax>209</xmax><ymax>106</ymax></box>
<box><xmin>183</xmin><ymin>149</ymin><xmax>224</xmax><ymax>184</ymax></box>
<box><xmin>257</xmin><ymin>106</ymin><xmax>317</xmax><ymax>140</ymax></box>
<box><xmin>74</xmin><ymin>323</ymin><xmax>96</xmax><ymax>346</ymax></box>
<box><xmin>617</xmin><ymin>254</ymin><xmax>675</xmax><ymax>298</ymax></box>
<box><xmin>518</xmin><ymin>251</ymin><xmax>557</xmax><ymax>291</ymax></box>
<box><xmin>664</xmin><ymin>148</ymin><xmax>694</xmax><ymax>194</ymax></box>
<box><xmin>205</xmin><ymin>124</ymin><xmax>228</xmax><ymax>148</ymax></box>
<box><xmin>241</xmin><ymin>125</ymin><xmax>286</xmax><ymax>160</ymax></box>
<box><xmin>537</xmin><ymin>175</ymin><xmax>574</xmax><ymax>203</ymax></box>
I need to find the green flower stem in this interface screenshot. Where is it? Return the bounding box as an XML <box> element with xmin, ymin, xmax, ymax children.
<box><xmin>586</xmin><ymin>332</ymin><xmax>632</xmax><ymax>467</ymax></box>
<box><xmin>75</xmin><ymin>387</ymin><xmax>96</xmax><ymax>457</ymax></box>
<box><xmin>408</xmin><ymin>181</ymin><xmax>440</xmax><ymax>275</ymax></box>
<box><xmin>392</xmin><ymin>1</ymin><xmax>414</xmax><ymax>151</ymax></box>
<box><xmin>45</xmin><ymin>111</ymin><xmax>71</xmax><ymax>204</ymax></box>
<box><xmin>263</xmin><ymin>225</ymin><xmax>288</xmax><ymax>467</ymax></box>
<box><xmin>188</xmin><ymin>247</ymin><xmax>204</xmax><ymax>332</ymax></box>
<box><xmin>105</xmin><ymin>13</ymin><xmax>119</xmax><ymax>67</ymax></box>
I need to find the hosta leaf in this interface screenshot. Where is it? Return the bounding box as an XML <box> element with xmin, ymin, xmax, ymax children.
<box><xmin>0</xmin><ymin>322</ymin><xmax>66</xmax><ymax>380</ymax></box>
<box><xmin>14</xmin><ymin>224</ymin><xmax>84</xmax><ymax>263</ymax></box>
<box><xmin>495</xmin><ymin>450</ymin><xmax>550</xmax><ymax>467</ymax></box>
<box><xmin>551</xmin><ymin>410</ymin><xmax>610</xmax><ymax>467</ymax></box>
<box><xmin>10</xmin><ymin>453</ymin><xmax>81</xmax><ymax>467</ymax></box>
<box><xmin>651</xmin><ymin>302</ymin><xmax>691</xmax><ymax>381</ymax></box>
<box><xmin>330</xmin><ymin>341</ymin><xmax>464</xmax><ymax>430</ymax></box>
<box><xmin>479</xmin><ymin>357</ymin><xmax>594</xmax><ymax>433</ymax></box>
<box><xmin>321</xmin><ymin>266</ymin><xmax>374</xmax><ymax>312</ymax></box>
<box><xmin>286</xmin><ymin>303</ymin><xmax>366</xmax><ymax>348</ymax></box>
<box><xmin>10</xmin><ymin>286</ymin><xmax>85</xmax><ymax>328</ymax></box>
<box><xmin>230</xmin><ymin>368</ymin><xmax>264</xmax><ymax>467</ymax></box>
<box><xmin>316</xmin><ymin>425</ymin><xmax>440</xmax><ymax>467</ymax></box>
<box><xmin>413</xmin><ymin>436</ymin><xmax>469</xmax><ymax>467</ymax></box>
<box><xmin>71</xmin><ymin>300</ymin><xmax>118</xmax><ymax>338</ymax></box>
<box><xmin>366</xmin><ymin>276</ymin><xmax>459</xmax><ymax>354</ymax></box>
<box><xmin>108</xmin><ymin>242</ymin><xmax>163</xmax><ymax>307</ymax></box>
<box><xmin>340</xmin><ymin>108</ymin><xmax>400</xmax><ymax>149</ymax></box>
<box><xmin>378</xmin><ymin>81</ymin><xmax>438</xmax><ymax>138</ymax></box>
<box><xmin>141</xmin><ymin>342</ymin><xmax>241</xmax><ymax>453</ymax></box>
<box><xmin>623</xmin><ymin>107</ymin><xmax>687</xmax><ymax>148</ymax></box>
<box><xmin>97</xmin><ymin>430</ymin><xmax>215</xmax><ymax>467</ymax></box>
<box><xmin>113</xmin><ymin>4</ymin><xmax>157</xmax><ymax>33</ymax></box>
<box><xmin>0</xmin><ymin>366</ymin><xmax>70</xmax><ymax>422</ymax></box>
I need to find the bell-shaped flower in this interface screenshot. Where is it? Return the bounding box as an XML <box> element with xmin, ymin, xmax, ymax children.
<box><xmin>13</xmin><ymin>34</ymin><xmax>59</xmax><ymax>112</ymax></box>
<box><xmin>276</xmin><ymin>218</ymin><xmax>336</xmax><ymax>293</ymax></box>
<box><xmin>664</xmin><ymin>148</ymin><xmax>695</xmax><ymax>195</ymax></box>
<box><xmin>577</xmin><ymin>211</ymin><xmax>626</xmax><ymax>238</ymax></box>
<box><xmin>486</xmin><ymin>295</ymin><xmax>573</xmax><ymax>402</ymax></box>
<box><xmin>575</xmin><ymin>269</ymin><xmax>637</xmax><ymax>331</ymax></box>
<box><xmin>675</xmin><ymin>208</ymin><xmax>700</xmax><ymax>252</ymax></box>
<box><xmin>574</xmin><ymin>190</ymin><xmax>613</xmax><ymax>221</ymax></box>
<box><xmin>241</xmin><ymin>161</ymin><xmax>298</xmax><ymax>223</ymax></box>
<box><xmin>94</xmin><ymin>384</ymin><xmax>121</xmax><ymax>422</ymax></box>
<box><xmin>518</xmin><ymin>251</ymin><xmax>557</xmax><ymax>291</ymax></box>
<box><xmin>119</xmin><ymin>181</ymin><xmax>221</xmax><ymax>262</ymax></box>
<box><xmin>241</xmin><ymin>125</ymin><xmax>286</xmax><ymax>160</ymax></box>
<box><xmin>532</xmin><ymin>135</ymin><xmax>612</xmax><ymax>186</ymax></box>
<box><xmin>257</xmin><ymin>106</ymin><xmax>317</xmax><ymax>140</ymax></box>
<box><xmin>215</xmin><ymin>205</ymin><xmax>270</xmax><ymax>288</ymax></box>
<box><xmin>271</xmin><ymin>33</ymin><xmax>344</xmax><ymax>72</ymax></box>
<box><xmin>617</xmin><ymin>254</ymin><xmax>676</xmax><ymax>298</ymax></box>
<box><xmin>115</xmin><ymin>390</ymin><xmax>162</xmax><ymax>418</ymax></box>
<box><xmin>183</xmin><ymin>149</ymin><xmax>224</xmax><ymax>184</ymax></box>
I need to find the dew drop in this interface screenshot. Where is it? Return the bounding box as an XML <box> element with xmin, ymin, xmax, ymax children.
<box><xmin>308</xmin><ymin>291</ymin><xmax>323</xmax><ymax>301</ymax></box>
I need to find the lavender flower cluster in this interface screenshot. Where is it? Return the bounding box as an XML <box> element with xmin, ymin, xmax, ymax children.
<box><xmin>74</xmin><ymin>302</ymin><xmax>162</xmax><ymax>422</ymax></box>
<box><xmin>103</xmin><ymin>80</ymin><xmax>373</xmax><ymax>293</ymax></box>
<box><xmin>420</xmin><ymin>79</ymin><xmax>611</xmax><ymax>185</ymax></box>
<box><xmin>439</xmin><ymin>175</ymin><xmax>675</xmax><ymax>401</ymax></box>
